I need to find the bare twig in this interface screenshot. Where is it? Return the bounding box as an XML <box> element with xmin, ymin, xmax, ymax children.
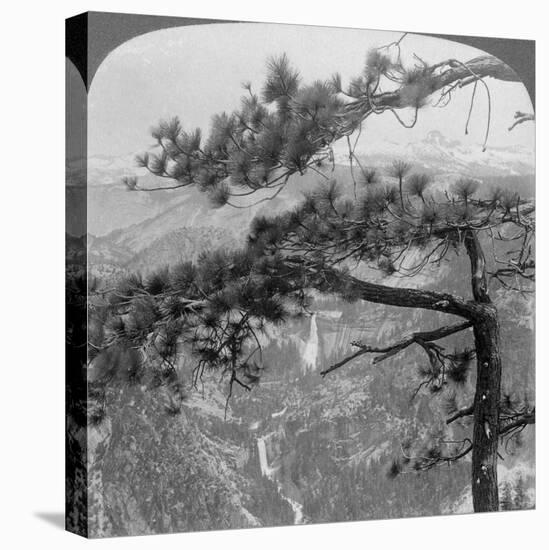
<box><xmin>320</xmin><ymin>321</ymin><xmax>472</xmax><ymax>377</ymax></box>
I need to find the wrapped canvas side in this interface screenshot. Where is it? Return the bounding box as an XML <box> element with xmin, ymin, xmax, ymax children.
<box><xmin>66</xmin><ymin>12</ymin><xmax>89</xmax><ymax>538</ymax></box>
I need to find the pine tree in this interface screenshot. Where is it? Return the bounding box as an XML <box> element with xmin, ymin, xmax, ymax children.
<box><xmin>97</xmin><ymin>36</ymin><xmax>536</xmax><ymax>513</ymax></box>
<box><xmin>387</xmin><ymin>160</ymin><xmax>412</xmax><ymax>209</ymax></box>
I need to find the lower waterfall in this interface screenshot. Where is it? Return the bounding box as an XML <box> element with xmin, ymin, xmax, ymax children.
<box><xmin>257</xmin><ymin>436</ymin><xmax>304</xmax><ymax>524</ymax></box>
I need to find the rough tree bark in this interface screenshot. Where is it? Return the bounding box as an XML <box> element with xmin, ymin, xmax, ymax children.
<box><xmin>464</xmin><ymin>229</ymin><xmax>502</xmax><ymax>512</ymax></box>
<box><xmin>470</xmin><ymin>305</ymin><xmax>502</xmax><ymax>512</ymax></box>
<box><xmin>324</xmin><ymin>227</ymin><xmax>505</xmax><ymax>512</ymax></box>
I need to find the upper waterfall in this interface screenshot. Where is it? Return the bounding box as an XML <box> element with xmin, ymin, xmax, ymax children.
<box><xmin>302</xmin><ymin>314</ymin><xmax>319</xmax><ymax>373</ymax></box>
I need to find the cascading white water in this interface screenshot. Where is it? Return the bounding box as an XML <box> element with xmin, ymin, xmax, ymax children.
<box><xmin>256</xmin><ymin>436</ymin><xmax>304</xmax><ymax>524</ymax></box>
<box><xmin>302</xmin><ymin>314</ymin><xmax>319</xmax><ymax>373</ymax></box>
<box><xmin>286</xmin><ymin>495</ymin><xmax>304</xmax><ymax>524</ymax></box>
<box><xmin>257</xmin><ymin>436</ymin><xmax>273</xmax><ymax>479</ymax></box>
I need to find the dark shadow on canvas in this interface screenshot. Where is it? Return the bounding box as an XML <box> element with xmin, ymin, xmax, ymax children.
<box><xmin>34</xmin><ymin>512</ymin><xmax>65</xmax><ymax>530</ymax></box>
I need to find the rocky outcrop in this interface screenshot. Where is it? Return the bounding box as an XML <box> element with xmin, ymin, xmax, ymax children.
<box><xmin>87</xmin><ymin>383</ymin><xmax>261</xmax><ymax>537</ymax></box>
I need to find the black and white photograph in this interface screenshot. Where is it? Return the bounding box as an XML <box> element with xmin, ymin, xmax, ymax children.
<box><xmin>65</xmin><ymin>13</ymin><xmax>537</xmax><ymax>538</ymax></box>
<box><xmin>3</xmin><ymin>3</ymin><xmax>546</xmax><ymax>548</ymax></box>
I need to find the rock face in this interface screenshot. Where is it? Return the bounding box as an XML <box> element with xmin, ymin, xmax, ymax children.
<box><xmin>88</xmin><ymin>383</ymin><xmax>265</xmax><ymax>537</ymax></box>
<box><xmin>86</xmin><ymin>159</ymin><xmax>535</xmax><ymax>535</ymax></box>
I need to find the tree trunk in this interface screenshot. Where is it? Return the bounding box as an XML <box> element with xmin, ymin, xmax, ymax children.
<box><xmin>463</xmin><ymin>229</ymin><xmax>502</xmax><ymax>512</ymax></box>
<box><xmin>471</xmin><ymin>305</ymin><xmax>502</xmax><ymax>512</ymax></box>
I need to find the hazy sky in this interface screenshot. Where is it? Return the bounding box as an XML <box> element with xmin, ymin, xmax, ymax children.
<box><xmin>88</xmin><ymin>22</ymin><xmax>534</xmax><ymax>158</ymax></box>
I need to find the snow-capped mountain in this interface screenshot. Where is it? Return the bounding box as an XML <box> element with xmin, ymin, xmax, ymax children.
<box><xmin>87</xmin><ymin>153</ymin><xmax>142</xmax><ymax>185</ymax></box>
<box><xmin>82</xmin><ymin>130</ymin><xmax>534</xmax><ymax>238</ymax></box>
<box><xmin>334</xmin><ymin>130</ymin><xmax>534</xmax><ymax>177</ymax></box>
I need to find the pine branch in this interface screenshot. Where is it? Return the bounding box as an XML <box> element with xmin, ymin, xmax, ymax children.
<box><xmin>415</xmin><ymin>441</ymin><xmax>474</xmax><ymax>470</ymax></box>
<box><xmin>394</xmin><ymin>438</ymin><xmax>474</xmax><ymax>475</ymax></box>
<box><xmin>338</xmin><ymin>271</ymin><xmax>477</xmax><ymax>319</ymax></box>
<box><xmin>320</xmin><ymin>320</ymin><xmax>472</xmax><ymax>377</ymax></box>
<box><xmin>499</xmin><ymin>409</ymin><xmax>535</xmax><ymax>435</ymax></box>
<box><xmin>508</xmin><ymin>111</ymin><xmax>535</xmax><ymax>131</ymax></box>
<box><xmin>341</xmin><ymin>55</ymin><xmax>519</xmax><ymax>123</ymax></box>
<box><xmin>446</xmin><ymin>404</ymin><xmax>474</xmax><ymax>425</ymax></box>
<box><xmin>128</xmin><ymin>52</ymin><xmax>524</xmax><ymax>203</ymax></box>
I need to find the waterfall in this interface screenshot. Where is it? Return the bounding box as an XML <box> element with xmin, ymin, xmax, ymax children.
<box><xmin>257</xmin><ymin>437</ymin><xmax>273</xmax><ymax>479</ymax></box>
<box><xmin>256</xmin><ymin>436</ymin><xmax>304</xmax><ymax>525</ymax></box>
<box><xmin>285</xmin><ymin>496</ymin><xmax>304</xmax><ymax>525</ymax></box>
<box><xmin>302</xmin><ymin>314</ymin><xmax>319</xmax><ymax>373</ymax></box>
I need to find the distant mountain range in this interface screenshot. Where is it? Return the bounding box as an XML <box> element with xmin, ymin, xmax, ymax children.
<box><xmin>334</xmin><ymin>130</ymin><xmax>534</xmax><ymax>178</ymax></box>
<box><xmin>83</xmin><ymin>131</ymin><xmax>533</xmax><ymax>238</ymax></box>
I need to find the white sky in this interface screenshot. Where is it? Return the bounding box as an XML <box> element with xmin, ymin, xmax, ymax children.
<box><xmin>88</xmin><ymin>22</ymin><xmax>534</xmax><ymax>158</ymax></box>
